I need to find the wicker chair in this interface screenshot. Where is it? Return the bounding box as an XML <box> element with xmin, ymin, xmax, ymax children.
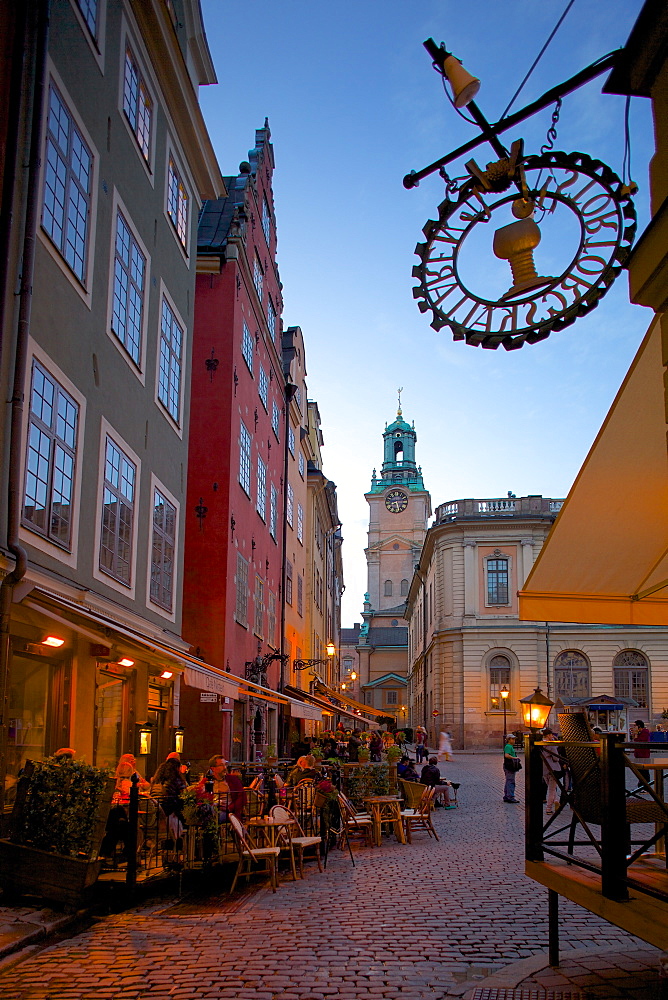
<box><xmin>228</xmin><ymin>814</ymin><xmax>280</xmax><ymax>893</ymax></box>
<box><xmin>269</xmin><ymin>805</ymin><xmax>322</xmax><ymax>877</ymax></box>
<box><xmin>401</xmin><ymin>786</ymin><xmax>439</xmax><ymax>843</ymax></box>
<box><xmin>558</xmin><ymin>712</ymin><xmax>668</xmax><ymax>861</ymax></box>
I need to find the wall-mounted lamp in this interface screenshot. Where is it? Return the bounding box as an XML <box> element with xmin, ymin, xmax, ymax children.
<box><xmin>138</xmin><ymin>723</ymin><xmax>153</xmax><ymax>755</ymax></box>
<box><xmin>161</xmin><ymin>670</ymin><xmax>173</xmax><ymax>680</ymax></box>
<box><xmin>117</xmin><ymin>657</ymin><xmax>135</xmax><ymax>668</ymax></box>
<box><xmin>326</xmin><ymin>642</ymin><xmax>335</xmax><ymax>657</ymax></box>
<box><xmin>174</xmin><ymin>726</ymin><xmax>185</xmax><ymax>754</ymax></box>
<box><xmin>42</xmin><ymin>635</ymin><xmax>65</xmax><ymax>648</ymax></box>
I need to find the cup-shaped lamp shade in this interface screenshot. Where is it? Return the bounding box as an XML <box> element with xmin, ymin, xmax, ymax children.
<box><xmin>442</xmin><ymin>54</ymin><xmax>480</xmax><ymax>108</ymax></box>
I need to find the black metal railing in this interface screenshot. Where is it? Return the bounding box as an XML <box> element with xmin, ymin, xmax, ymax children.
<box><xmin>525</xmin><ymin>732</ymin><xmax>668</xmax><ymax>904</ymax></box>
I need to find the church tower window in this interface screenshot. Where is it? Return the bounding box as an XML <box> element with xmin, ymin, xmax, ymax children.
<box><xmin>384</xmin><ymin>579</ymin><xmax>393</xmax><ymax>597</ymax></box>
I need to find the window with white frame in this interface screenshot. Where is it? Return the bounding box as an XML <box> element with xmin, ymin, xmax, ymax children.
<box><xmin>242</xmin><ymin>322</ymin><xmax>254</xmax><ymax>374</ymax></box>
<box><xmin>489</xmin><ymin>655</ymin><xmax>511</xmax><ymax>711</ymax></box>
<box><xmin>253</xmin><ymin>253</ymin><xmax>263</xmax><ymax>300</ymax></box>
<box><xmin>254</xmin><ymin>576</ymin><xmax>264</xmax><ymax>636</ymax></box>
<box><xmin>23</xmin><ymin>360</ymin><xmax>78</xmax><ymax>550</ymax></box>
<box><xmin>235</xmin><ymin>553</ymin><xmax>248</xmax><ymax>626</ymax></box>
<box><xmin>42</xmin><ymin>83</ymin><xmax>92</xmax><ymax>284</ymax></box>
<box><xmin>256</xmin><ymin>456</ymin><xmax>266</xmax><ymax>520</ymax></box>
<box><xmin>267</xmin><ymin>297</ymin><xmax>276</xmax><ymax>341</ymax></box>
<box><xmin>297</xmin><ymin>573</ymin><xmax>303</xmax><ymax>616</ymax></box>
<box><xmin>554</xmin><ymin>650</ymin><xmax>590</xmax><ymax>700</ymax></box>
<box><xmin>112</xmin><ymin>210</ymin><xmax>145</xmax><ymax>364</ymax></box>
<box><xmin>268</xmin><ymin>591</ymin><xmax>276</xmax><ymax>646</ymax></box>
<box><xmin>269</xmin><ymin>483</ymin><xmax>277</xmax><ymax>538</ymax></box>
<box><xmin>262</xmin><ymin>195</ymin><xmax>271</xmax><ymax>244</ymax></box>
<box><xmin>271</xmin><ymin>400</ymin><xmax>280</xmax><ymax>439</ymax></box>
<box><xmin>486</xmin><ymin>556</ymin><xmax>509</xmax><ymax>605</ymax></box>
<box><xmin>286</xmin><ymin>482</ymin><xmax>293</xmax><ymax>527</ymax></box>
<box><xmin>288</xmin><ymin>426</ymin><xmax>295</xmax><ymax>456</ymax></box>
<box><xmin>258</xmin><ymin>365</ymin><xmax>268</xmax><ymax>409</ymax></box>
<box><xmin>386</xmin><ymin>690</ymin><xmax>398</xmax><ymax>705</ymax></box>
<box><xmin>167</xmin><ymin>155</ymin><xmax>188</xmax><ymax>250</ymax></box>
<box><xmin>239</xmin><ymin>421</ymin><xmax>251</xmax><ymax>495</ymax></box>
<box><xmin>158</xmin><ymin>297</ymin><xmax>183</xmax><ymax>422</ymax></box>
<box><xmin>614</xmin><ymin>650</ymin><xmax>649</xmax><ymax>709</ymax></box>
<box><xmin>151</xmin><ymin>488</ymin><xmax>176</xmax><ymax>611</ymax></box>
<box><xmin>298</xmin><ymin>452</ymin><xmax>305</xmax><ymax>478</ymax></box>
<box><xmin>286</xmin><ymin>560</ymin><xmax>293</xmax><ymax>605</ymax></box>
<box><xmin>100</xmin><ymin>436</ymin><xmax>136</xmax><ymax>585</ymax></box>
<box><xmin>123</xmin><ymin>46</ymin><xmax>152</xmax><ymax>163</ymax></box>
<box><xmin>297</xmin><ymin>502</ymin><xmax>303</xmax><ymax>543</ymax></box>
<box><xmin>76</xmin><ymin>0</ymin><xmax>98</xmax><ymax>38</ymax></box>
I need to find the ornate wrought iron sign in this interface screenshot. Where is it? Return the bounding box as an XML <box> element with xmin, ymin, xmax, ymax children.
<box><xmin>413</xmin><ymin>150</ymin><xmax>636</xmax><ymax>350</ymax></box>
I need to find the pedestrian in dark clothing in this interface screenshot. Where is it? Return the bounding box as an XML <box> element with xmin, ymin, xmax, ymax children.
<box><xmin>632</xmin><ymin>719</ymin><xmax>652</xmax><ymax>786</ymax></box>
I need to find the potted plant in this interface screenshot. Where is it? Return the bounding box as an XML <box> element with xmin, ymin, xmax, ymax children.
<box><xmin>0</xmin><ymin>756</ymin><xmax>114</xmax><ymax>905</ymax></box>
<box><xmin>266</xmin><ymin>743</ymin><xmax>278</xmax><ymax>764</ymax></box>
<box><xmin>358</xmin><ymin>745</ymin><xmax>371</xmax><ymax>763</ymax></box>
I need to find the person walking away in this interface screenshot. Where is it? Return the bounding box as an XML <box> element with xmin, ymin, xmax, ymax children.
<box><xmin>632</xmin><ymin>719</ymin><xmax>652</xmax><ymax>787</ymax></box>
<box><xmin>541</xmin><ymin>728</ymin><xmax>562</xmax><ymax>814</ymax></box>
<box><xmin>437</xmin><ymin>730</ymin><xmax>453</xmax><ymax>762</ymax></box>
<box><xmin>415</xmin><ymin>726</ymin><xmax>428</xmax><ymax>764</ymax></box>
<box><xmin>503</xmin><ymin>734</ymin><xmax>521</xmax><ymax>803</ymax></box>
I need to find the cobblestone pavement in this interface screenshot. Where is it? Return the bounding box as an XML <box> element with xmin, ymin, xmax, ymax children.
<box><xmin>0</xmin><ymin>753</ymin><xmax>662</xmax><ymax>999</ymax></box>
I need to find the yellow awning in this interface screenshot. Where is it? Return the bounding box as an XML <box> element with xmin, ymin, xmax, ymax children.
<box><xmin>317</xmin><ymin>683</ymin><xmax>384</xmax><ymax>720</ymax></box>
<box><xmin>519</xmin><ymin>316</ymin><xmax>668</xmax><ymax>626</ymax></box>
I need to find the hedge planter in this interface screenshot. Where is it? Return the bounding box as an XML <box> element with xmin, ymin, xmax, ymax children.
<box><xmin>0</xmin><ymin>758</ymin><xmax>114</xmax><ymax>906</ymax></box>
<box><xmin>0</xmin><ymin>841</ymin><xmax>104</xmax><ymax>906</ymax></box>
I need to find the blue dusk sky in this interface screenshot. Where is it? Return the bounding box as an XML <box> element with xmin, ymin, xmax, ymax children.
<box><xmin>199</xmin><ymin>0</ymin><xmax>654</xmax><ymax>625</ymax></box>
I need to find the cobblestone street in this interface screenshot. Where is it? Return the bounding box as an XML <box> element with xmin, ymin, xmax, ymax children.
<box><xmin>0</xmin><ymin>753</ymin><xmax>662</xmax><ymax>999</ymax></box>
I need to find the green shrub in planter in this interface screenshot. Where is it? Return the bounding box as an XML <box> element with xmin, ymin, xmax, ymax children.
<box><xmin>12</xmin><ymin>757</ymin><xmax>111</xmax><ymax>858</ymax></box>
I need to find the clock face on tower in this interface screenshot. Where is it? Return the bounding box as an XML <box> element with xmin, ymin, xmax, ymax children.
<box><xmin>385</xmin><ymin>489</ymin><xmax>408</xmax><ymax>513</ymax></box>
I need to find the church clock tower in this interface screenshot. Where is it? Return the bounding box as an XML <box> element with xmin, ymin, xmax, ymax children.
<box><xmin>365</xmin><ymin>395</ymin><xmax>431</xmax><ymax>613</ymax></box>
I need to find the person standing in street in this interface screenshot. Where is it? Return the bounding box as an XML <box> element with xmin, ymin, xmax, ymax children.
<box><xmin>632</xmin><ymin>719</ymin><xmax>652</xmax><ymax>786</ymax></box>
<box><xmin>503</xmin><ymin>734</ymin><xmax>521</xmax><ymax>803</ymax></box>
<box><xmin>415</xmin><ymin>726</ymin><xmax>428</xmax><ymax>763</ymax></box>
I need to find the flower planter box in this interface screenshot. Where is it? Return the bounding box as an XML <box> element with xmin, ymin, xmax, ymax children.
<box><xmin>0</xmin><ymin>840</ymin><xmax>103</xmax><ymax>906</ymax></box>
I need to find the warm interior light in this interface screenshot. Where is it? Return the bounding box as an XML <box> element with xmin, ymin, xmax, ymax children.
<box><xmin>161</xmin><ymin>670</ymin><xmax>173</xmax><ymax>679</ymax></box>
<box><xmin>117</xmin><ymin>657</ymin><xmax>135</xmax><ymax>667</ymax></box>
<box><xmin>42</xmin><ymin>636</ymin><xmax>65</xmax><ymax>647</ymax></box>
<box><xmin>326</xmin><ymin>642</ymin><xmax>335</xmax><ymax>657</ymax></box>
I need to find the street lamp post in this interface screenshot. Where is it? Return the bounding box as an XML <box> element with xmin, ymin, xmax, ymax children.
<box><xmin>500</xmin><ymin>684</ymin><xmax>509</xmax><ymax>746</ymax></box>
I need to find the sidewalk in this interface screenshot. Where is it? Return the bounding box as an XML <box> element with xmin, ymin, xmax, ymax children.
<box><xmin>0</xmin><ymin>753</ymin><xmax>665</xmax><ymax>998</ymax></box>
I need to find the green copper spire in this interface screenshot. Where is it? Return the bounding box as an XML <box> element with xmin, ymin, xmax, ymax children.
<box><xmin>369</xmin><ymin>393</ymin><xmax>424</xmax><ymax>493</ymax></box>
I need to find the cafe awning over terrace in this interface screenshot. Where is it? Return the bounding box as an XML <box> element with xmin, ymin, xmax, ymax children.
<box><xmin>519</xmin><ymin>317</ymin><xmax>668</xmax><ymax>627</ymax></box>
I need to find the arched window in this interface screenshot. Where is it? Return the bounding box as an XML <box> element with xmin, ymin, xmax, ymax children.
<box><xmin>553</xmin><ymin>650</ymin><xmax>590</xmax><ymax>700</ymax></box>
<box><xmin>489</xmin><ymin>654</ymin><xmax>511</xmax><ymax>711</ymax></box>
<box><xmin>614</xmin><ymin>650</ymin><xmax>649</xmax><ymax>709</ymax></box>
<box><xmin>400</xmin><ymin>578</ymin><xmax>409</xmax><ymax>596</ymax></box>
<box><xmin>384</xmin><ymin>579</ymin><xmax>393</xmax><ymax>597</ymax></box>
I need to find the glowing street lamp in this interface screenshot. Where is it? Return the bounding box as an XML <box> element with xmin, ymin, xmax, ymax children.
<box><xmin>519</xmin><ymin>686</ymin><xmax>553</xmax><ymax>731</ymax></box>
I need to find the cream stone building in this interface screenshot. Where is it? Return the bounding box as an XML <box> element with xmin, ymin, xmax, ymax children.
<box><xmin>406</xmin><ymin>496</ymin><xmax>668</xmax><ymax>749</ymax></box>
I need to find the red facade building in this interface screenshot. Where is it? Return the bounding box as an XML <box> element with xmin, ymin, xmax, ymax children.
<box><xmin>182</xmin><ymin>124</ymin><xmax>288</xmax><ymax>763</ymax></box>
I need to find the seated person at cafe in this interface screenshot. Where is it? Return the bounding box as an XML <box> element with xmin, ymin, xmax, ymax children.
<box><xmin>397</xmin><ymin>755</ymin><xmax>420</xmax><ymax>782</ymax></box>
<box><xmin>195</xmin><ymin>755</ymin><xmax>244</xmax><ymax>821</ymax></box>
<box><xmin>286</xmin><ymin>755</ymin><xmax>320</xmax><ymax>786</ymax></box>
<box><xmin>100</xmin><ymin>753</ymin><xmax>150</xmax><ymax>859</ymax></box>
<box><xmin>420</xmin><ymin>756</ymin><xmax>453</xmax><ymax>808</ymax></box>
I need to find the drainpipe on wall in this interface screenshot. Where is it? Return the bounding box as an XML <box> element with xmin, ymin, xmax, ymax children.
<box><xmin>278</xmin><ymin>382</ymin><xmax>297</xmax><ymax>756</ymax></box>
<box><xmin>0</xmin><ymin>0</ymin><xmax>50</xmax><ymax>814</ymax></box>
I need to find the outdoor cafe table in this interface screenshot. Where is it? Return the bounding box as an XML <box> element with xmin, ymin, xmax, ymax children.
<box><xmin>363</xmin><ymin>795</ymin><xmax>406</xmax><ymax>846</ymax></box>
<box><xmin>642</xmin><ymin>757</ymin><xmax>668</xmax><ymax>855</ymax></box>
<box><xmin>247</xmin><ymin>815</ymin><xmax>298</xmax><ymax>881</ymax></box>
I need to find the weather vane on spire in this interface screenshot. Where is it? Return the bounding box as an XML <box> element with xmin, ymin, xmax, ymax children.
<box><xmin>397</xmin><ymin>387</ymin><xmax>403</xmax><ymax>415</ymax></box>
